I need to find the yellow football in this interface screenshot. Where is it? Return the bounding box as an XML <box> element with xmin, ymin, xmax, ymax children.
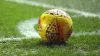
<box><xmin>38</xmin><ymin>9</ymin><xmax>73</xmax><ymax>42</ymax></box>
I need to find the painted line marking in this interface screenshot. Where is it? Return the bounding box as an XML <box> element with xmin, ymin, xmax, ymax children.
<box><xmin>7</xmin><ymin>0</ymin><xmax>100</xmax><ymax>18</ymax></box>
<box><xmin>72</xmin><ymin>30</ymin><xmax>100</xmax><ymax>36</ymax></box>
<box><xmin>18</xmin><ymin>18</ymin><xmax>100</xmax><ymax>37</ymax></box>
<box><xmin>18</xmin><ymin>18</ymin><xmax>40</xmax><ymax>38</ymax></box>
<box><xmin>0</xmin><ymin>18</ymin><xmax>100</xmax><ymax>42</ymax></box>
<box><xmin>0</xmin><ymin>0</ymin><xmax>100</xmax><ymax>42</ymax></box>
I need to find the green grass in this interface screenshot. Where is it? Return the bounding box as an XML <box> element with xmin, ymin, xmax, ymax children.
<box><xmin>2</xmin><ymin>0</ymin><xmax>100</xmax><ymax>38</ymax></box>
<box><xmin>31</xmin><ymin>0</ymin><xmax>100</xmax><ymax>14</ymax></box>
<box><xmin>72</xmin><ymin>17</ymin><xmax>100</xmax><ymax>32</ymax></box>
<box><xmin>0</xmin><ymin>0</ymin><xmax>100</xmax><ymax>56</ymax></box>
<box><xmin>0</xmin><ymin>0</ymin><xmax>47</xmax><ymax>37</ymax></box>
<box><xmin>0</xmin><ymin>35</ymin><xmax>100</xmax><ymax>56</ymax></box>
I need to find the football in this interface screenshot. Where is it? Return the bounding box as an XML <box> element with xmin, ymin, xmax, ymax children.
<box><xmin>38</xmin><ymin>9</ymin><xmax>73</xmax><ymax>43</ymax></box>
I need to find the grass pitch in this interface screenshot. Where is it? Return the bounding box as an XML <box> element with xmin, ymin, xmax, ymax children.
<box><xmin>0</xmin><ymin>35</ymin><xmax>100</xmax><ymax>56</ymax></box>
<box><xmin>0</xmin><ymin>0</ymin><xmax>47</xmax><ymax>37</ymax></box>
<box><xmin>30</xmin><ymin>0</ymin><xmax>100</xmax><ymax>14</ymax></box>
<box><xmin>0</xmin><ymin>0</ymin><xmax>100</xmax><ymax>56</ymax></box>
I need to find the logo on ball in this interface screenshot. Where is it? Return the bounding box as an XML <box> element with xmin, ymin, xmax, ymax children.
<box><xmin>38</xmin><ymin>9</ymin><xmax>73</xmax><ymax>43</ymax></box>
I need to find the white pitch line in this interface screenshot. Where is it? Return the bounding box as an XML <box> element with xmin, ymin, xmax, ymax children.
<box><xmin>18</xmin><ymin>18</ymin><xmax>40</xmax><ymax>38</ymax></box>
<box><xmin>18</xmin><ymin>18</ymin><xmax>100</xmax><ymax>38</ymax></box>
<box><xmin>0</xmin><ymin>37</ymin><xmax>33</xmax><ymax>42</ymax></box>
<box><xmin>0</xmin><ymin>18</ymin><xmax>100</xmax><ymax>42</ymax></box>
<box><xmin>0</xmin><ymin>0</ymin><xmax>100</xmax><ymax>42</ymax></box>
<box><xmin>0</xmin><ymin>30</ymin><xmax>99</xmax><ymax>42</ymax></box>
<box><xmin>7</xmin><ymin>0</ymin><xmax>100</xmax><ymax>18</ymax></box>
<box><xmin>72</xmin><ymin>30</ymin><xmax>100</xmax><ymax>36</ymax></box>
